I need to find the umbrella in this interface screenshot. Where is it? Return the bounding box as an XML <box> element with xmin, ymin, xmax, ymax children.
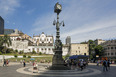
<box><xmin>30</xmin><ymin>58</ymin><xmax>35</xmax><ymax>60</ymax></box>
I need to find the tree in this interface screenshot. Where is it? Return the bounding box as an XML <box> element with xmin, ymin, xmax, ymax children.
<box><xmin>94</xmin><ymin>45</ymin><xmax>103</xmax><ymax>57</ymax></box>
<box><xmin>80</xmin><ymin>41</ymin><xmax>88</xmax><ymax>44</ymax></box>
<box><xmin>2</xmin><ymin>35</ymin><xmax>12</xmax><ymax>54</ymax></box>
<box><xmin>88</xmin><ymin>40</ymin><xmax>96</xmax><ymax>59</ymax></box>
<box><xmin>0</xmin><ymin>36</ymin><xmax>3</xmax><ymax>47</ymax></box>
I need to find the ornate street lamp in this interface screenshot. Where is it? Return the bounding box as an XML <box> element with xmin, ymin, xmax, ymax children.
<box><xmin>50</xmin><ymin>2</ymin><xmax>69</xmax><ymax>70</ymax></box>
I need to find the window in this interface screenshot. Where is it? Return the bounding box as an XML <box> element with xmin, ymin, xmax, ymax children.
<box><xmin>78</xmin><ymin>47</ymin><xmax>80</xmax><ymax>49</ymax></box>
<box><xmin>111</xmin><ymin>47</ymin><xmax>113</xmax><ymax>49</ymax></box>
<box><xmin>84</xmin><ymin>53</ymin><xmax>86</xmax><ymax>55</ymax></box>
<box><xmin>76</xmin><ymin>51</ymin><xmax>77</xmax><ymax>53</ymax></box>
<box><xmin>85</xmin><ymin>47</ymin><xmax>87</xmax><ymax>49</ymax></box>
<box><xmin>115</xmin><ymin>52</ymin><xmax>116</xmax><ymax>55</ymax></box>
<box><xmin>108</xmin><ymin>47</ymin><xmax>110</xmax><ymax>50</ymax></box>
<box><xmin>111</xmin><ymin>53</ymin><xmax>113</xmax><ymax>55</ymax></box>
<box><xmin>49</xmin><ymin>48</ymin><xmax>50</xmax><ymax>51</ymax></box>
<box><xmin>108</xmin><ymin>53</ymin><xmax>110</xmax><ymax>55</ymax></box>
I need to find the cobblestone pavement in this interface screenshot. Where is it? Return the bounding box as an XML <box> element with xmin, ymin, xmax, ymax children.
<box><xmin>0</xmin><ymin>63</ymin><xmax>116</xmax><ymax>77</ymax></box>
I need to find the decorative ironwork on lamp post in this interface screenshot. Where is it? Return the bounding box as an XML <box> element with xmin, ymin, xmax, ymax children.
<box><xmin>50</xmin><ymin>2</ymin><xmax>68</xmax><ymax>70</ymax></box>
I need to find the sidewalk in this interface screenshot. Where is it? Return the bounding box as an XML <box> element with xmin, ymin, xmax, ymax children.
<box><xmin>88</xmin><ymin>63</ymin><xmax>116</xmax><ymax>66</ymax></box>
<box><xmin>0</xmin><ymin>62</ymin><xmax>21</xmax><ymax>67</ymax></box>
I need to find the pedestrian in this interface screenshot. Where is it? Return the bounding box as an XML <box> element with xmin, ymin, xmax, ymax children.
<box><xmin>23</xmin><ymin>59</ymin><xmax>26</xmax><ymax>67</ymax></box>
<box><xmin>71</xmin><ymin>59</ymin><xmax>75</xmax><ymax>70</ymax></box>
<box><xmin>83</xmin><ymin>61</ymin><xmax>86</xmax><ymax>68</ymax></box>
<box><xmin>80</xmin><ymin>60</ymin><xmax>84</xmax><ymax>71</ymax></box>
<box><xmin>6</xmin><ymin>59</ymin><xmax>9</xmax><ymax>66</ymax></box>
<box><xmin>103</xmin><ymin>59</ymin><xmax>108</xmax><ymax>71</ymax></box>
<box><xmin>97</xmin><ymin>60</ymin><xmax>99</xmax><ymax>66</ymax></box>
<box><xmin>3</xmin><ymin>59</ymin><xmax>6</xmax><ymax>66</ymax></box>
<box><xmin>107</xmin><ymin>60</ymin><xmax>110</xmax><ymax>70</ymax></box>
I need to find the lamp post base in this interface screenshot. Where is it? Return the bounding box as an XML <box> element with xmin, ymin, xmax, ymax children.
<box><xmin>49</xmin><ymin>65</ymin><xmax>70</xmax><ymax>70</ymax></box>
<box><xmin>49</xmin><ymin>50</ymin><xmax>70</xmax><ymax>70</ymax></box>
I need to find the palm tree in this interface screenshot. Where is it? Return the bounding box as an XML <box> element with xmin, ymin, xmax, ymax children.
<box><xmin>3</xmin><ymin>35</ymin><xmax>12</xmax><ymax>54</ymax></box>
<box><xmin>0</xmin><ymin>36</ymin><xmax>3</xmax><ymax>47</ymax></box>
<box><xmin>0</xmin><ymin>36</ymin><xmax>4</xmax><ymax>52</ymax></box>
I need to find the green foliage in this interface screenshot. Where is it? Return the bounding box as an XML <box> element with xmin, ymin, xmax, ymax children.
<box><xmin>23</xmin><ymin>55</ymin><xmax>26</xmax><ymax>58</ymax></box>
<box><xmin>14</xmin><ymin>54</ymin><xmax>18</xmax><ymax>58</ymax></box>
<box><xmin>32</xmin><ymin>50</ymin><xmax>36</xmax><ymax>54</ymax></box>
<box><xmin>94</xmin><ymin>45</ymin><xmax>103</xmax><ymax>57</ymax></box>
<box><xmin>80</xmin><ymin>41</ymin><xmax>88</xmax><ymax>44</ymax></box>
<box><xmin>64</xmin><ymin>54</ymin><xmax>70</xmax><ymax>59</ymax></box>
<box><xmin>0</xmin><ymin>36</ymin><xmax>3</xmax><ymax>47</ymax></box>
<box><xmin>0</xmin><ymin>35</ymin><xmax>12</xmax><ymax>54</ymax></box>
<box><xmin>6</xmin><ymin>48</ymin><xmax>14</xmax><ymax>53</ymax></box>
<box><xmin>0</xmin><ymin>52</ymin><xmax>2</xmax><ymax>55</ymax></box>
<box><xmin>39</xmin><ymin>52</ymin><xmax>42</xmax><ymax>55</ymax></box>
<box><xmin>28</xmin><ymin>55</ymin><xmax>31</xmax><ymax>58</ymax></box>
<box><xmin>15</xmin><ymin>49</ymin><xmax>18</xmax><ymax>53</ymax></box>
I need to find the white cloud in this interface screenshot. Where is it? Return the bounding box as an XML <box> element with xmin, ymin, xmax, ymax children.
<box><xmin>0</xmin><ymin>0</ymin><xmax>20</xmax><ymax>16</ymax></box>
<box><xmin>31</xmin><ymin>0</ymin><xmax>116</xmax><ymax>43</ymax></box>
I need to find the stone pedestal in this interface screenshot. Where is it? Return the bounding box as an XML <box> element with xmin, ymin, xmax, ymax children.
<box><xmin>49</xmin><ymin>50</ymin><xmax>70</xmax><ymax>70</ymax></box>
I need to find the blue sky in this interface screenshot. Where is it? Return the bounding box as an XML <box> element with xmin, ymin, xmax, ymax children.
<box><xmin>0</xmin><ymin>0</ymin><xmax>116</xmax><ymax>43</ymax></box>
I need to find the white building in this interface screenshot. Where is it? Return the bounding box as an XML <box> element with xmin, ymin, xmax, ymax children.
<box><xmin>9</xmin><ymin>40</ymin><xmax>29</xmax><ymax>52</ymax></box>
<box><xmin>33</xmin><ymin>32</ymin><xmax>54</xmax><ymax>45</ymax></box>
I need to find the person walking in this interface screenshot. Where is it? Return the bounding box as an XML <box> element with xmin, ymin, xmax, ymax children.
<box><xmin>23</xmin><ymin>59</ymin><xmax>26</xmax><ymax>67</ymax></box>
<box><xmin>3</xmin><ymin>59</ymin><xmax>6</xmax><ymax>67</ymax></box>
<box><xmin>6</xmin><ymin>59</ymin><xmax>9</xmax><ymax>66</ymax></box>
<box><xmin>103</xmin><ymin>59</ymin><xmax>108</xmax><ymax>71</ymax></box>
<box><xmin>107</xmin><ymin>60</ymin><xmax>110</xmax><ymax>70</ymax></box>
<box><xmin>80</xmin><ymin>60</ymin><xmax>84</xmax><ymax>71</ymax></box>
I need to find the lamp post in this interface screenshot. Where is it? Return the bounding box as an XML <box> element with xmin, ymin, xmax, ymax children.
<box><xmin>50</xmin><ymin>2</ymin><xmax>69</xmax><ymax>70</ymax></box>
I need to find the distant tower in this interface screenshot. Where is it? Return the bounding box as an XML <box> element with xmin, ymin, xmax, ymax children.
<box><xmin>66</xmin><ymin>36</ymin><xmax>71</xmax><ymax>45</ymax></box>
<box><xmin>14</xmin><ymin>29</ymin><xmax>19</xmax><ymax>34</ymax></box>
<box><xmin>0</xmin><ymin>16</ymin><xmax>4</xmax><ymax>34</ymax></box>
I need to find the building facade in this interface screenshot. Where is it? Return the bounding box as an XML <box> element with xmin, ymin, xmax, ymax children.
<box><xmin>70</xmin><ymin>43</ymin><xmax>89</xmax><ymax>56</ymax></box>
<box><xmin>10</xmin><ymin>40</ymin><xmax>29</xmax><ymax>52</ymax></box>
<box><xmin>101</xmin><ymin>40</ymin><xmax>116</xmax><ymax>58</ymax></box>
<box><xmin>0</xmin><ymin>16</ymin><xmax>4</xmax><ymax>34</ymax></box>
<box><xmin>95</xmin><ymin>39</ymin><xmax>106</xmax><ymax>45</ymax></box>
<box><xmin>32</xmin><ymin>32</ymin><xmax>54</xmax><ymax>54</ymax></box>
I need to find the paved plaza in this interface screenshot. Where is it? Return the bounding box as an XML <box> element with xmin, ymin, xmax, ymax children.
<box><xmin>0</xmin><ymin>62</ymin><xmax>116</xmax><ymax>77</ymax></box>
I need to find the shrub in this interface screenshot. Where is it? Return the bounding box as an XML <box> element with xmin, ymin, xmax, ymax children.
<box><xmin>0</xmin><ymin>52</ymin><xmax>2</xmax><ymax>55</ymax></box>
<box><xmin>23</xmin><ymin>55</ymin><xmax>26</xmax><ymax>58</ymax></box>
<box><xmin>14</xmin><ymin>54</ymin><xmax>18</xmax><ymax>58</ymax></box>
<box><xmin>28</xmin><ymin>55</ymin><xmax>31</xmax><ymax>58</ymax></box>
<box><xmin>39</xmin><ymin>52</ymin><xmax>42</xmax><ymax>55</ymax></box>
<box><xmin>15</xmin><ymin>49</ymin><xmax>18</xmax><ymax>53</ymax></box>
